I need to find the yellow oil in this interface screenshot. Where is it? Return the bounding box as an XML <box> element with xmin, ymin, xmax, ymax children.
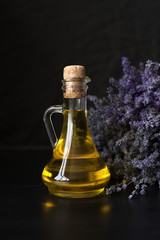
<box><xmin>42</xmin><ymin>110</ymin><xmax>110</xmax><ymax>198</ymax></box>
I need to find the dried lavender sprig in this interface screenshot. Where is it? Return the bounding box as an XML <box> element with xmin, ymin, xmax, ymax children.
<box><xmin>88</xmin><ymin>57</ymin><xmax>160</xmax><ymax>198</ymax></box>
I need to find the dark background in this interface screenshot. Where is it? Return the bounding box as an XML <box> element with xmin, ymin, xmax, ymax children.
<box><xmin>1</xmin><ymin>2</ymin><xmax>160</xmax><ymax>238</ymax></box>
<box><xmin>1</xmin><ymin>0</ymin><xmax>160</xmax><ymax>147</ymax></box>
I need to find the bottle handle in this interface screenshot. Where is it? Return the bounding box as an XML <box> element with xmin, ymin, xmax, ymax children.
<box><xmin>43</xmin><ymin>105</ymin><xmax>63</xmax><ymax>149</ymax></box>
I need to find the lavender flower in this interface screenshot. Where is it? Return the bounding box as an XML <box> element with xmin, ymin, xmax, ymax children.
<box><xmin>88</xmin><ymin>57</ymin><xmax>160</xmax><ymax>198</ymax></box>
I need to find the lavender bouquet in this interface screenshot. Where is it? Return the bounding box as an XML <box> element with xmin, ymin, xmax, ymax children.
<box><xmin>88</xmin><ymin>57</ymin><xmax>160</xmax><ymax>199</ymax></box>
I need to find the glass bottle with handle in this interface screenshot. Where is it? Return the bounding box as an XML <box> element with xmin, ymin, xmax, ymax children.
<box><xmin>42</xmin><ymin>65</ymin><xmax>110</xmax><ymax>198</ymax></box>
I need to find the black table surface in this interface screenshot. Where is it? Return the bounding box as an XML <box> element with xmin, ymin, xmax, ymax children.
<box><xmin>0</xmin><ymin>149</ymin><xmax>160</xmax><ymax>240</ymax></box>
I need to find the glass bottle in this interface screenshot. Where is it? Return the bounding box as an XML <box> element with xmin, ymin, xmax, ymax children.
<box><xmin>42</xmin><ymin>65</ymin><xmax>110</xmax><ymax>198</ymax></box>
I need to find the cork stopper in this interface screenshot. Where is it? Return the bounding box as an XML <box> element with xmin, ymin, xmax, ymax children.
<box><xmin>63</xmin><ymin>65</ymin><xmax>85</xmax><ymax>79</ymax></box>
<box><xmin>63</xmin><ymin>65</ymin><xmax>87</xmax><ymax>98</ymax></box>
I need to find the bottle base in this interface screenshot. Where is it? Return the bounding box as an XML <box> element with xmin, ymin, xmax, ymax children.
<box><xmin>47</xmin><ymin>187</ymin><xmax>105</xmax><ymax>198</ymax></box>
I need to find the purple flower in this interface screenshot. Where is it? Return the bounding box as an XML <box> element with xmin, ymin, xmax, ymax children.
<box><xmin>88</xmin><ymin>57</ymin><xmax>160</xmax><ymax>198</ymax></box>
<box><xmin>140</xmin><ymin>190</ymin><xmax>145</xmax><ymax>195</ymax></box>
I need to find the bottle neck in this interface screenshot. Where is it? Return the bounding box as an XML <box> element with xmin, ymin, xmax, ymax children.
<box><xmin>63</xmin><ymin>97</ymin><xmax>87</xmax><ymax>111</ymax></box>
<box><xmin>60</xmin><ymin>97</ymin><xmax>90</xmax><ymax>143</ymax></box>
